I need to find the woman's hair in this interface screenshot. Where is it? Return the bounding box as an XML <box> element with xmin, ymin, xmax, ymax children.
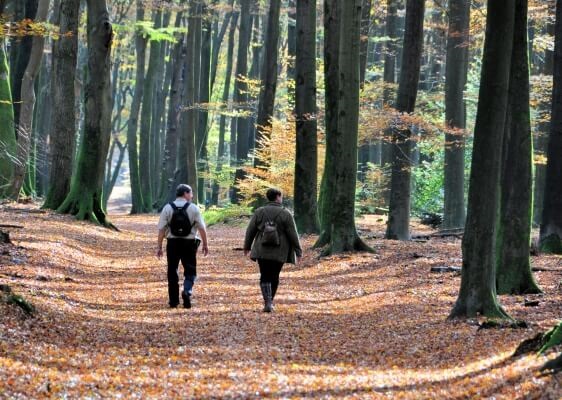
<box><xmin>266</xmin><ymin>188</ymin><xmax>282</xmax><ymax>201</ymax></box>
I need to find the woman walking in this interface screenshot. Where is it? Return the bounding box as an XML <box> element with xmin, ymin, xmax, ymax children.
<box><xmin>244</xmin><ymin>188</ymin><xmax>302</xmax><ymax>312</ymax></box>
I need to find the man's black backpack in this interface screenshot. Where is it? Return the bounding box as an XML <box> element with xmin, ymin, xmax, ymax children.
<box><xmin>169</xmin><ymin>202</ymin><xmax>193</xmax><ymax>237</ymax></box>
<box><xmin>261</xmin><ymin>209</ymin><xmax>283</xmax><ymax>246</ymax></box>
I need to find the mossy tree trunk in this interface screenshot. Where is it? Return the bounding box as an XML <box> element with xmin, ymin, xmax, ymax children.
<box><xmin>10</xmin><ymin>0</ymin><xmax>49</xmax><ymax>200</ymax></box>
<box><xmin>294</xmin><ymin>0</ymin><xmax>319</xmax><ymax>234</ymax></box>
<box><xmin>253</xmin><ymin>0</ymin><xmax>281</xmax><ymax>169</ymax></box>
<box><xmin>385</xmin><ymin>0</ymin><xmax>425</xmax><ymax>241</ymax></box>
<box><xmin>315</xmin><ymin>0</ymin><xmax>340</xmax><ymax>248</ymax></box>
<box><xmin>58</xmin><ymin>0</ymin><xmax>114</xmax><ymax>227</ymax></box>
<box><xmin>442</xmin><ymin>0</ymin><xmax>469</xmax><ymax>229</ymax></box>
<box><xmin>42</xmin><ymin>0</ymin><xmax>80</xmax><ymax>210</ymax></box>
<box><xmin>0</xmin><ymin>37</ymin><xmax>15</xmax><ymax>198</ymax></box>
<box><xmin>496</xmin><ymin>0</ymin><xmax>541</xmax><ymax>295</ymax></box>
<box><xmin>125</xmin><ymin>0</ymin><xmax>147</xmax><ymax>214</ymax></box>
<box><xmin>450</xmin><ymin>0</ymin><xmax>515</xmax><ymax>319</ymax></box>
<box><xmin>322</xmin><ymin>0</ymin><xmax>372</xmax><ymax>255</ymax></box>
<box><xmin>539</xmin><ymin>0</ymin><xmax>562</xmax><ymax>254</ymax></box>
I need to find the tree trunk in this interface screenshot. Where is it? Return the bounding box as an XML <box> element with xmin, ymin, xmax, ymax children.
<box><xmin>58</xmin><ymin>0</ymin><xmax>114</xmax><ymax>226</ymax></box>
<box><xmin>320</xmin><ymin>0</ymin><xmax>372</xmax><ymax>255</ymax></box>
<box><xmin>232</xmin><ymin>0</ymin><xmax>252</xmax><ymax>203</ymax></box>
<box><xmin>197</xmin><ymin>1</ymin><xmax>212</xmax><ymax>204</ymax></box>
<box><xmin>179</xmin><ymin>0</ymin><xmax>199</xmax><ymax>201</ymax></box>
<box><xmin>442</xmin><ymin>0</ymin><xmax>469</xmax><ymax>229</ymax></box>
<box><xmin>42</xmin><ymin>0</ymin><xmax>80</xmax><ymax>209</ymax></box>
<box><xmin>210</xmin><ymin>0</ymin><xmax>233</xmax><ymax>93</ymax></box>
<box><xmin>157</xmin><ymin>6</ymin><xmax>185</xmax><ymax>208</ymax></box>
<box><xmin>246</xmin><ymin>0</ymin><xmax>262</xmax><ymax>155</ymax></box>
<box><xmin>381</xmin><ymin>0</ymin><xmax>399</xmax><ymax>168</ymax></box>
<box><xmin>211</xmin><ymin>10</ymin><xmax>238</xmax><ymax>205</ymax></box>
<box><xmin>540</xmin><ymin>0</ymin><xmax>562</xmax><ymax>254</ymax></box>
<box><xmin>125</xmin><ymin>1</ymin><xmax>147</xmax><ymax>214</ymax></box>
<box><xmin>359</xmin><ymin>0</ymin><xmax>372</xmax><ymax>86</ymax></box>
<box><xmin>253</xmin><ymin>0</ymin><xmax>281</xmax><ymax>169</ymax></box>
<box><xmin>315</xmin><ymin>0</ymin><xmax>340</xmax><ymax>248</ymax></box>
<box><xmin>287</xmin><ymin>0</ymin><xmax>296</xmax><ymax>110</ymax></box>
<box><xmin>12</xmin><ymin>0</ymin><xmax>38</xmax><ymax>139</ymax></box>
<box><xmin>138</xmin><ymin>10</ymin><xmax>163</xmax><ymax>212</ymax></box>
<box><xmin>294</xmin><ymin>0</ymin><xmax>319</xmax><ymax>234</ymax></box>
<box><xmin>0</xmin><ymin>37</ymin><xmax>15</xmax><ymax>198</ymax></box>
<box><xmin>385</xmin><ymin>0</ymin><xmax>425</xmax><ymax>241</ymax></box>
<box><xmin>11</xmin><ymin>0</ymin><xmax>49</xmax><ymax>200</ymax></box>
<box><xmin>450</xmin><ymin>0</ymin><xmax>515</xmax><ymax>319</ymax></box>
<box><xmin>496</xmin><ymin>0</ymin><xmax>541</xmax><ymax>295</ymax></box>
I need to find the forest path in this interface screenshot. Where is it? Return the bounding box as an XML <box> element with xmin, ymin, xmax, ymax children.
<box><xmin>0</xmin><ymin>207</ymin><xmax>561</xmax><ymax>398</ymax></box>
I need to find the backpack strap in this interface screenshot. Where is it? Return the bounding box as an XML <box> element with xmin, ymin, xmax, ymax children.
<box><xmin>169</xmin><ymin>202</ymin><xmax>194</xmax><ymax>228</ymax></box>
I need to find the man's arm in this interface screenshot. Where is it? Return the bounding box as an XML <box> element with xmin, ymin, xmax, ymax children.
<box><xmin>198</xmin><ymin>227</ymin><xmax>209</xmax><ymax>256</ymax></box>
<box><xmin>157</xmin><ymin>228</ymin><xmax>166</xmax><ymax>258</ymax></box>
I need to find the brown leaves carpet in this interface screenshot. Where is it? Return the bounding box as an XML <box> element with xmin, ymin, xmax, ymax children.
<box><xmin>1</xmin><ymin>205</ymin><xmax>561</xmax><ymax>399</ymax></box>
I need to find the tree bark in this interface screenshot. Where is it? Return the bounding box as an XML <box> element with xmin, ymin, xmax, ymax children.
<box><xmin>246</xmin><ymin>0</ymin><xmax>261</xmax><ymax>155</ymax></box>
<box><xmin>210</xmin><ymin>0</ymin><xmax>233</xmax><ymax>93</ymax></box>
<box><xmin>58</xmin><ymin>0</ymin><xmax>114</xmax><ymax>227</ymax></box>
<box><xmin>539</xmin><ymin>0</ymin><xmax>562</xmax><ymax>254</ymax></box>
<box><xmin>442</xmin><ymin>0</ymin><xmax>469</xmax><ymax>229</ymax></box>
<box><xmin>11</xmin><ymin>0</ymin><xmax>49</xmax><ymax>200</ymax></box>
<box><xmin>325</xmin><ymin>0</ymin><xmax>371</xmax><ymax>254</ymax></box>
<box><xmin>315</xmin><ymin>0</ymin><xmax>340</xmax><ymax>248</ymax></box>
<box><xmin>138</xmin><ymin>10</ymin><xmax>163</xmax><ymax>212</ymax></box>
<box><xmin>385</xmin><ymin>0</ymin><xmax>425</xmax><ymax>241</ymax></box>
<box><xmin>253</xmin><ymin>0</ymin><xmax>281</xmax><ymax>169</ymax></box>
<box><xmin>232</xmin><ymin>0</ymin><xmax>252</xmax><ymax>203</ymax></box>
<box><xmin>294</xmin><ymin>0</ymin><xmax>319</xmax><ymax>234</ymax></box>
<box><xmin>125</xmin><ymin>1</ymin><xmax>147</xmax><ymax>214</ymax></box>
<box><xmin>496</xmin><ymin>0</ymin><xmax>541</xmax><ymax>295</ymax></box>
<box><xmin>12</xmin><ymin>0</ymin><xmax>38</xmax><ymax>139</ymax></box>
<box><xmin>0</xmin><ymin>35</ymin><xmax>15</xmax><ymax>198</ymax></box>
<box><xmin>42</xmin><ymin>0</ymin><xmax>80</xmax><ymax>209</ymax></box>
<box><xmin>211</xmin><ymin>10</ymin><xmax>238</xmax><ymax>205</ymax></box>
<box><xmin>450</xmin><ymin>0</ymin><xmax>515</xmax><ymax>319</ymax></box>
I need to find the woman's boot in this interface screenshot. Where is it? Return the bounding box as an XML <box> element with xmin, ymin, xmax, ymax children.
<box><xmin>260</xmin><ymin>282</ymin><xmax>273</xmax><ymax>312</ymax></box>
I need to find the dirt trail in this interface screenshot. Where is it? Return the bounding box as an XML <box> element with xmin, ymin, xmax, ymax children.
<box><xmin>0</xmin><ymin>207</ymin><xmax>561</xmax><ymax>398</ymax></box>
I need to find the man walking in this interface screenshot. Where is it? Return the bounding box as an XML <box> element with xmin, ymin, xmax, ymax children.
<box><xmin>157</xmin><ymin>184</ymin><xmax>209</xmax><ymax>308</ymax></box>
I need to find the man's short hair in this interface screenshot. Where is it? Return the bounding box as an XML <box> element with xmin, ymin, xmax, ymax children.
<box><xmin>266</xmin><ymin>188</ymin><xmax>282</xmax><ymax>201</ymax></box>
<box><xmin>176</xmin><ymin>184</ymin><xmax>192</xmax><ymax>197</ymax></box>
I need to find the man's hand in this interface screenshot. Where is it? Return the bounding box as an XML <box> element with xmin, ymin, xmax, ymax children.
<box><xmin>157</xmin><ymin>247</ymin><xmax>163</xmax><ymax>259</ymax></box>
<box><xmin>202</xmin><ymin>244</ymin><xmax>209</xmax><ymax>256</ymax></box>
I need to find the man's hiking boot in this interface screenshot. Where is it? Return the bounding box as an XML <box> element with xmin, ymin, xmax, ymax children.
<box><xmin>181</xmin><ymin>291</ymin><xmax>191</xmax><ymax>309</ymax></box>
<box><xmin>260</xmin><ymin>282</ymin><xmax>273</xmax><ymax>313</ymax></box>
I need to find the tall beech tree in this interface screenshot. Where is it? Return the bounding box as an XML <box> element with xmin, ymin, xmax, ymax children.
<box><xmin>232</xmin><ymin>0</ymin><xmax>252</xmax><ymax>202</ymax></box>
<box><xmin>58</xmin><ymin>0</ymin><xmax>114</xmax><ymax>226</ymax></box>
<box><xmin>315</xmin><ymin>0</ymin><xmax>340</xmax><ymax>247</ymax></box>
<box><xmin>385</xmin><ymin>0</ymin><xmax>425</xmax><ymax>241</ymax></box>
<box><xmin>496</xmin><ymin>0</ymin><xmax>541</xmax><ymax>295</ymax></box>
<box><xmin>442</xmin><ymin>0</ymin><xmax>469</xmax><ymax>229</ymax></box>
<box><xmin>212</xmin><ymin>10</ymin><xmax>239</xmax><ymax>205</ymax></box>
<box><xmin>450</xmin><ymin>0</ymin><xmax>516</xmax><ymax>319</ymax></box>
<box><xmin>10</xmin><ymin>0</ymin><xmax>49</xmax><ymax>199</ymax></box>
<box><xmin>253</xmin><ymin>0</ymin><xmax>281</xmax><ymax>169</ymax></box>
<box><xmin>125</xmin><ymin>1</ymin><xmax>147</xmax><ymax>214</ymax></box>
<box><xmin>0</xmin><ymin>1</ymin><xmax>14</xmax><ymax>198</ymax></box>
<box><xmin>540</xmin><ymin>0</ymin><xmax>562</xmax><ymax>254</ymax></box>
<box><xmin>43</xmin><ymin>0</ymin><xmax>80</xmax><ymax>210</ymax></box>
<box><xmin>138</xmin><ymin>10</ymin><xmax>163</xmax><ymax>212</ymax></box>
<box><xmin>293</xmin><ymin>0</ymin><xmax>319</xmax><ymax>234</ymax></box>
<box><xmin>317</xmin><ymin>0</ymin><xmax>371</xmax><ymax>254</ymax></box>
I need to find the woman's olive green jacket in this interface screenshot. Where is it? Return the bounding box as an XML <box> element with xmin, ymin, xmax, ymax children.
<box><xmin>244</xmin><ymin>202</ymin><xmax>302</xmax><ymax>264</ymax></box>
